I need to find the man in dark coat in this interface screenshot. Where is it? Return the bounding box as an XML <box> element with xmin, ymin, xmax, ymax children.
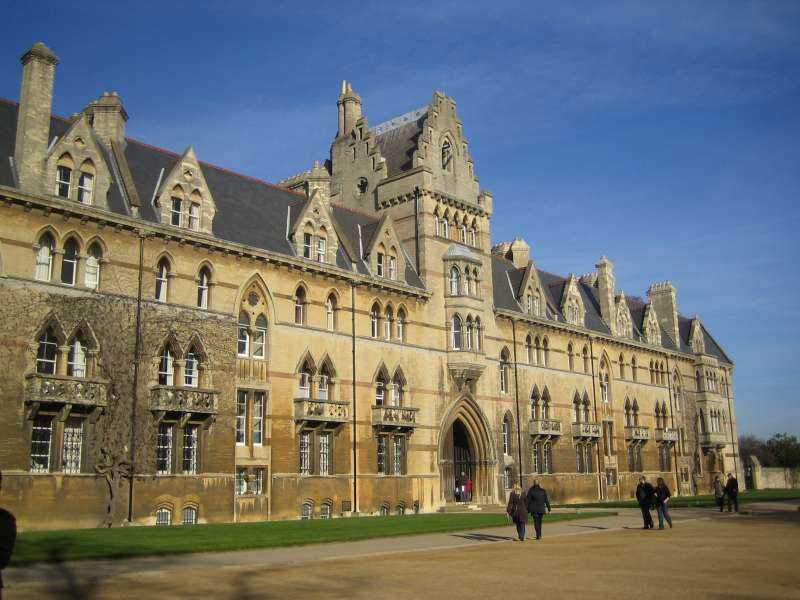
<box><xmin>635</xmin><ymin>475</ymin><xmax>655</xmax><ymax>529</ymax></box>
<box><xmin>0</xmin><ymin>507</ymin><xmax>16</xmax><ymax>599</ymax></box>
<box><xmin>724</xmin><ymin>472</ymin><xmax>739</xmax><ymax>513</ymax></box>
<box><xmin>525</xmin><ymin>479</ymin><xmax>551</xmax><ymax>540</ymax></box>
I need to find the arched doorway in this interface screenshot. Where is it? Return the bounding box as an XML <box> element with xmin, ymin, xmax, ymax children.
<box><xmin>438</xmin><ymin>397</ymin><xmax>496</xmax><ymax>504</ymax></box>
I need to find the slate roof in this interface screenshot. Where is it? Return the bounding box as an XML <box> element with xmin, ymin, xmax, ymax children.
<box><xmin>374</xmin><ymin>116</ymin><xmax>425</xmax><ymax>176</ymax></box>
<box><xmin>491</xmin><ymin>254</ymin><xmax>730</xmax><ymax>363</ymax></box>
<box><xmin>0</xmin><ymin>99</ymin><xmax>425</xmax><ymax>289</ymax></box>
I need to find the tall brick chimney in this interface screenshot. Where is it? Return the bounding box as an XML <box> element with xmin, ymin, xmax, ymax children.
<box><xmin>337</xmin><ymin>80</ymin><xmax>362</xmax><ymax>137</ymax></box>
<box><xmin>596</xmin><ymin>256</ymin><xmax>615</xmax><ymax>326</ymax></box>
<box><xmin>648</xmin><ymin>281</ymin><xmax>680</xmax><ymax>345</ymax></box>
<box><xmin>86</xmin><ymin>91</ymin><xmax>128</xmax><ymax>148</ymax></box>
<box><xmin>14</xmin><ymin>42</ymin><xmax>59</xmax><ymax>193</ymax></box>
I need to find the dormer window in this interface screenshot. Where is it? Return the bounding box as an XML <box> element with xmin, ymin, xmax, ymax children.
<box><xmin>376</xmin><ymin>253</ymin><xmax>385</xmax><ymax>277</ymax></box>
<box><xmin>77</xmin><ymin>170</ymin><xmax>94</xmax><ymax>205</ymax></box>
<box><xmin>188</xmin><ymin>203</ymin><xmax>200</xmax><ymax>231</ymax></box>
<box><xmin>315</xmin><ymin>236</ymin><xmax>327</xmax><ymax>263</ymax></box>
<box><xmin>170</xmin><ymin>197</ymin><xmax>182</xmax><ymax>227</ymax></box>
<box><xmin>56</xmin><ymin>164</ymin><xmax>72</xmax><ymax>198</ymax></box>
<box><xmin>388</xmin><ymin>255</ymin><xmax>397</xmax><ymax>280</ymax></box>
<box><xmin>303</xmin><ymin>232</ymin><xmax>312</xmax><ymax>259</ymax></box>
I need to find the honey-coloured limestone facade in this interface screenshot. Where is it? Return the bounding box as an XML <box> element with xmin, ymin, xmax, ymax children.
<box><xmin>0</xmin><ymin>43</ymin><xmax>741</xmax><ymax>531</ymax></box>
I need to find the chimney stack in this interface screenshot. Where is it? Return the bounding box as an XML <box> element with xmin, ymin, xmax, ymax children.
<box><xmin>86</xmin><ymin>91</ymin><xmax>128</xmax><ymax>148</ymax></box>
<box><xmin>337</xmin><ymin>80</ymin><xmax>362</xmax><ymax>137</ymax></box>
<box><xmin>14</xmin><ymin>42</ymin><xmax>59</xmax><ymax>193</ymax></box>
<box><xmin>507</xmin><ymin>237</ymin><xmax>531</xmax><ymax>269</ymax></box>
<box><xmin>648</xmin><ymin>281</ymin><xmax>680</xmax><ymax>345</ymax></box>
<box><xmin>595</xmin><ymin>256</ymin><xmax>615</xmax><ymax>326</ymax></box>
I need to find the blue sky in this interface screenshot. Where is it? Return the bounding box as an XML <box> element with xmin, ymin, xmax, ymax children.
<box><xmin>2</xmin><ymin>2</ymin><xmax>798</xmax><ymax>437</ymax></box>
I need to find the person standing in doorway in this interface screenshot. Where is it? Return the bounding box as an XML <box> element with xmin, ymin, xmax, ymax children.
<box><xmin>465</xmin><ymin>477</ymin><xmax>473</xmax><ymax>503</ymax></box>
<box><xmin>712</xmin><ymin>475</ymin><xmax>725</xmax><ymax>512</ymax></box>
<box><xmin>635</xmin><ymin>476</ymin><xmax>655</xmax><ymax>529</ymax></box>
<box><xmin>525</xmin><ymin>479</ymin><xmax>551</xmax><ymax>540</ymax></box>
<box><xmin>654</xmin><ymin>477</ymin><xmax>673</xmax><ymax>529</ymax></box>
<box><xmin>724</xmin><ymin>472</ymin><xmax>739</xmax><ymax>513</ymax></box>
<box><xmin>506</xmin><ymin>484</ymin><xmax>527</xmax><ymax>541</ymax></box>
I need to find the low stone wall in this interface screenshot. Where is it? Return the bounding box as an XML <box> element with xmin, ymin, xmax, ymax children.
<box><xmin>749</xmin><ymin>456</ymin><xmax>800</xmax><ymax>490</ymax></box>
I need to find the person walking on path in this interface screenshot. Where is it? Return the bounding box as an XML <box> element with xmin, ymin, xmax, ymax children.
<box><xmin>712</xmin><ymin>476</ymin><xmax>725</xmax><ymax>512</ymax></box>
<box><xmin>654</xmin><ymin>477</ymin><xmax>673</xmax><ymax>529</ymax></box>
<box><xmin>724</xmin><ymin>472</ymin><xmax>739</xmax><ymax>513</ymax></box>
<box><xmin>506</xmin><ymin>484</ymin><xmax>528</xmax><ymax>541</ymax></box>
<box><xmin>635</xmin><ymin>476</ymin><xmax>655</xmax><ymax>529</ymax></box>
<box><xmin>465</xmin><ymin>477</ymin><xmax>473</xmax><ymax>503</ymax></box>
<box><xmin>525</xmin><ymin>479</ymin><xmax>551</xmax><ymax>540</ymax></box>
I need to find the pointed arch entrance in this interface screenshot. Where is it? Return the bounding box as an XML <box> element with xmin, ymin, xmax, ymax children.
<box><xmin>438</xmin><ymin>396</ymin><xmax>496</xmax><ymax>504</ymax></box>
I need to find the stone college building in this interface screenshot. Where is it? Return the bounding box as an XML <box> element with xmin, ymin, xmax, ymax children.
<box><xmin>0</xmin><ymin>43</ymin><xmax>741</xmax><ymax>530</ymax></box>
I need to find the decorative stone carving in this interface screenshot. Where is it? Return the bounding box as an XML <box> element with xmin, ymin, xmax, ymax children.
<box><xmin>25</xmin><ymin>373</ymin><xmax>108</xmax><ymax>407</ymax></box>
<box><xmin>372</xmin><ymin>405</ymin><xmax>418</xmax><ymax>429</ymax></box>
<box><xmin>149</xmin><ymin>385</ymin><xmax>218</xmax><ymax>414</ymax></box>
<box><xmin>293</xmin><ymin>398</ymin><xmax>349</xmax><ymax>425</ymax></box>
<box><xmin>529</xmin><ymin>419</ymin><xmax>563</xmax><ymax>437</ymax></box>
<box><xmin>654</xmin><ymin>427</ymin><xmax>679</xmax><ymax>443</ymax></box>
<box><xmin>624</xmin><ymin>425</ymin><xmax>652</xmax><ymax>441</ymax></box>
<box><xmin>571</xmin><ymin>422</ymin><xmax>601</xmax><ymax>439</ymax></box>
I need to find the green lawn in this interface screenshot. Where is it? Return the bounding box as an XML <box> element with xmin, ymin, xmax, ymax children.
<box><xmin>11</xmin><ymin>511</ymin><xmax>610</xmax><ymax>566</ymax></box>
<box><xmin>554</xmin><ymin>488</ymin><xmax>800</xmax><ymax>509</ymax></box>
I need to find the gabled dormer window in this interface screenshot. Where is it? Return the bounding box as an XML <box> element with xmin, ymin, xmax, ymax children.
<box><xmin>56</xmin><ymin>156</ymin><xmax>72</xmax><ymax>198</ymax></box>
<box><xmin>388</xmin><ymin>255</ymin><xmax>397</xmax><ymax>280</ymax></box>
<box><xmin>315</xmin><ymin>236</ymin><xmax>327</xmax><ymax>263</ymax></box>
<box><xmin>170</xmin><ymin>197</ymin><xmax>182</xmax><ymax>227</ymax></box>
<box><xmin>376</xmin><ymin>253</ymin><xmax>385</xmax><ymax>277</ymax></box>
<box><xmin>188</xmin><ymin>202</ymin><xmax>200</xmax><ymax>231</ymax></box>
<box><xmin>77</xmin><ymin>168</ymin><xmax>94</xmax><ymax>205</ymax></box>
<box><xmin>303</xmin><ymin>232</ymin><xmax>312</xmax><ymax>259</ymax></box>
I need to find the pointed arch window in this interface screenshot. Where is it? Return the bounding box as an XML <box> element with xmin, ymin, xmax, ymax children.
<box><xmin>631</xmin><ymin>356</ymin><xmax>638</xmax><ymax>382</ymax></box>
<box><xmin>542</xmin><ymin>338</ymin><xmax>549</xmax><ymax>366</ymax></box>
<box><xmin>35</xmin><ymin>233</ymin><xmax>55</xmax><ymax>281</ymax></box>
<box><xmin>442</xmin><ymin>139</ymin><xmax>452</xmax><ymax>171</ymax></box>
<box><xmin>155</xmin><ymin>258</ymin><xmax>170</xmax><ymax>303</ymax></box>
<box><xmin>397</xmin><ymin>308</ymin><xmax>407</xmax><ymax>342</ymax></box>
<box><xmin>67</xmin><ymin>336</ymin><xmax>87</xmax><ymax>378</ymax></box>
<box><xmin>499</xmin><ymin>349</ymin><xmax>510</xmax><ymax>394</ymax></box>
<box><xmin>534</xmin><ymin>336</ymin><xmax>542</xmax><ymax>365</ymax></box>
<box><xmin>325</xmin><ymin>295</ymin><xmax>336</xmax><ymax>331</ymax></box>
<box><xmin>85</xmin><ymin>243</ymin><xmax>102</xmax><ymax>289</ymax></box>
<box><xmin>582</xmin><ymin>346</ymin><xmax>590</xmax><ymax>373</ymax></box>
<box><xmin>392</xmin><ymin>373</ymin><xmax>404</xmax><ymax>406</ymax></box>
<box><xmin>170</xmin><ymin>196</ymin><xmax>183</xmax><ymax>227</ymax></box>
<box><xmin>451</xmin><ymin>314</ymin><xmax>462</xmax><ymax>350</ymax></box>
<box><xmin>318</xmin><ymin>366</ymin><xmax>330</xmax><ymax>401</ymax></box>
<box><xmin>530</xmin><ymin>387</ymin><xmax>540</xmax><ymax>419</ymax></box>
<box><xmin>542</xmin><ymin>389</ymin><xmax>551</xmax><ymax>419</ymax></box>
<box><xmin>524</xmin><ymin>335</ymin><xmax>532</xmax><ymax>364</ymax></box>
<box><xmin>237</xmin><ymin>312</ymin><xmax>250</xmax><ymax>357</ymax></box>
<box><xmin>188</xmin><ymin>202</ymin><xmax>201</xmax><ymax>231</ymax></box>
<box><xmin>384</xmin><ymin>307</ymin><xmax>393</xmax><ymax>340</ymax></box>
<box><xmin>36</xmin><ymin>328</ymin><xmax>58</xmax><ymax>375</ymax></box>
<box><xmin>294</xmin><ymin>288</ymin><xmax>306</xmax><ymax>325</ymax></box>
<box><xmin>573</xmin><ymin>395</ymin><xmax>582</xmax><ymax>423</ymax></box>
<box><xmin>470</xmin><ymin>224</ymin><xmax>477</xmax><ymax>247</ymax></box>
<box><xmin>567</xmin><ymin>343</ymin><xmax>575</xmax><ymax>371</ymax></box>
<box><xmin>449</xmin><ymin>266</ymin><xmax>461</xmax><ymax>296</ymax></box>
<box><xmin>375</xmin><ymin>372</ymin><xmax>387</xmax><ymax>406</ymax></box>
<box><xmin>618</xmin><ymin>354</ymin><xmax>625</xmax><ymax>379</ymax></box>
<box><xmin>441</xmin><ymin>218</ymin><xmax>449</xmax><ymax>238</ymax></box>
<box><xmin>370</xmin><ymin>303</ymin><xmax>380</xmax><ymax>338</ymax></box>
<box><xmin>77</xmin><ymin>161</ymin><xmax>95</xmax><ymax>205</ymax></box>
<box><xmin>61</xmin><ymin>238</ymin><xmax>79</xmax><ymax>286</ymax></box>
<box><xmin>158</xmin><ymin>346</ymin><xmax>175</xmax><ymax>386</ymax></box>
<box><xmin>298</xmin><ymin>362</ymin><xmax>313</xmax><ymax>399</ymax></box>
<box><xmin>56</xmin><ymin>160</ymin><xmax>72</xmax><ymax>198</ymax></box>
<box><xmin>465</xmin><ymin>317</ymin><xmax>474</xmax><ymax>350</ymax></box>
<box><xmin>459</xmin><ymin>224</ymin><xmax>467</xmax><ymax>243</ymax></box>
<box><xmin>388</xmin><ymin>253</ymin><xmax>397</xmax><ymax>280</ymax></box>
<box><xmin>502</xmin><ymin>415</ymin><xmax>511</xmax><ymax>455</ymax></box>
<box><xmin>474</xmin><ymin>317</ymin><xmax>482</xmax><ymax>351</ymax></box>
<box><xmin>184</xmin><ymin>348</ymin><xmax>199</xmax><ymax>387</ymax></box>
<box><xmin>197</xmin><ymin>267</ymin><xmax>211</xmax><ymax>309</ymax></box>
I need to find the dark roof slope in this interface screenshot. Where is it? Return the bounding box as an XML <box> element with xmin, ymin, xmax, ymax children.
<box><xmin>375</xmin><ymin>117</ymin><xmax>424</xmax><ymax>176</ymax></box>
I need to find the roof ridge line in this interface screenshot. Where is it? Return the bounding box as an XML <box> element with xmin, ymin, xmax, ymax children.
<box><xmin>124</xmin><ymin>138</ymin><xmax>305</xmax><ymax>198</ymax></box>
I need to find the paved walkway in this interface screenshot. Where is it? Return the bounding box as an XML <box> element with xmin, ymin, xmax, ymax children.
<box><xmin>6</xmin><ymin>506</ymin><xmax>708</xmax><ymax>586</ymax></box>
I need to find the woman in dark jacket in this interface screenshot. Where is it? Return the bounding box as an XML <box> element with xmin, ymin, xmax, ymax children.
<box><xmin>506</xmin><ymin>484</ymin><xmax>528</xmax><ymax>541</ymax></box>
<box><xmin>654</xmin><ymin>477</ymin><xmax>673</xmax><ymax>529</ymax></box>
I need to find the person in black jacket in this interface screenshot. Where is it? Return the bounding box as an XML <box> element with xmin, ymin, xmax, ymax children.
<box><xmin>506</xmin><ymin>484</ymin><xmax>528</xmax><ymax>541</ymax></box>
<box><xmin>525</xmin><ymin>479</ymin><xmax>551</xmax><ymax>540</ymax></box>
<box><xmin>654</xmin><ymin>477</ymin><xmax>673</xmax><ymax>529</ymax></box>
<box><xmin>635</xmin><ymin>476</ymin><xmax>655</xmax><ymax>529</ymax></box>
<box><xmin>0</xmin><ymin>508</ymin><xmax>16</xmax><ymax>600</ymax></box>
<box><xmin>724</xmin><ymin>473</ymin><xmax>739</xmax><ymax>513</ymax></box>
